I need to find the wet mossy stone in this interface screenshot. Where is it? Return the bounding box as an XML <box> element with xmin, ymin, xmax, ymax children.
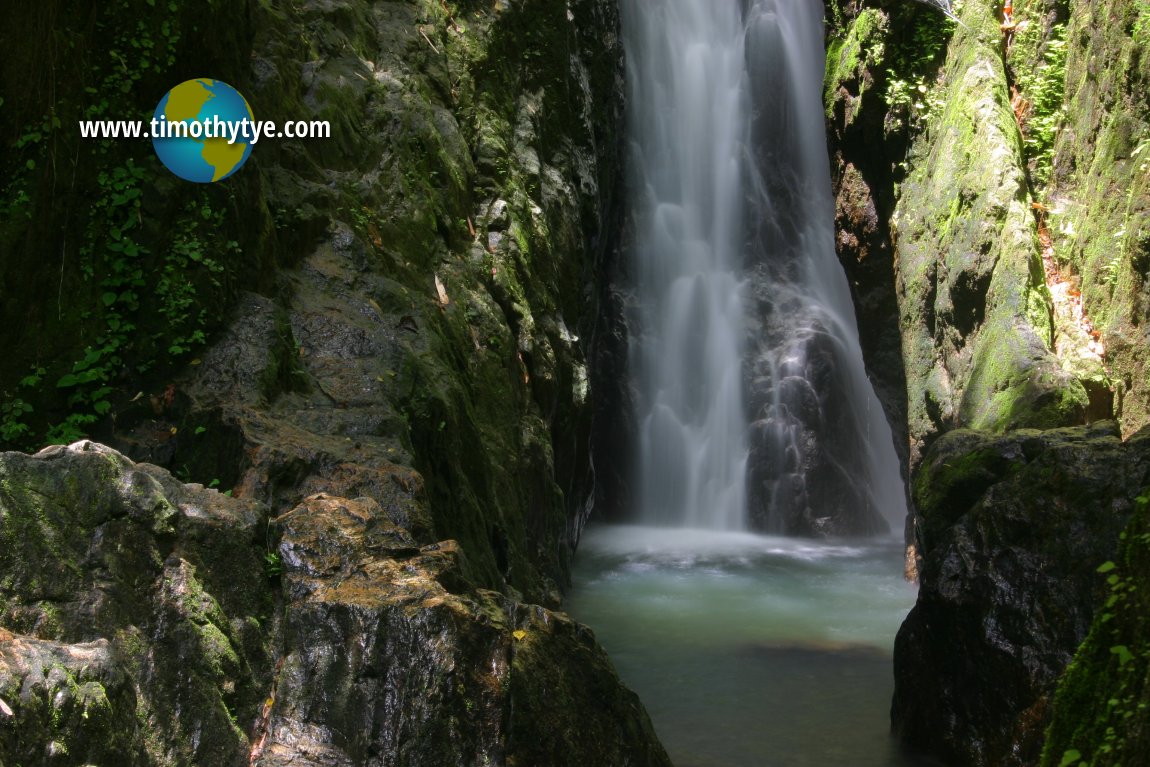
<box><xmin>894</xmin><ymin>423</ymin><xmax>1150</xmax><ymax>766</ymax></box>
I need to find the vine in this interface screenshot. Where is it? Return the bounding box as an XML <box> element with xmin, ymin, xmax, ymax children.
<box><xmin>0</xmin><ymin>1</ymin><xmax>239</xmax><ymax>450</ymax></box>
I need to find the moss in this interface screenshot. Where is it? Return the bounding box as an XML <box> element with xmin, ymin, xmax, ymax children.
<box><xmin>197</xmin><ymin>621</ymin><xmax>241</xmax><ymax>680</ymax></box>
<box><xmin>823</xmin><ymin>8</ymin><xmax>888</xmax><ymax>118</ymax></box>
<box><xmin>962</xmin><ymin>320</ymin><xmax>1088</xmax><ymax>432</ymax></box>
<box><xmin>1047</xmin><ymin>0</ymin><xmax>1150</xmax><ymax>435</ymax></box>
<box><xmin>913</xmin><ymin>434</ymin><xmax>1029</xmax><ymax>549</ymax></box>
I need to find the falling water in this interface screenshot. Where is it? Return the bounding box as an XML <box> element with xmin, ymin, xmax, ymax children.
<box><xmin>626</xmin><ymin>0</ymin><xmax>907</xmax><ymax>534</ymax></box>
<box><xmin>626</xmin><ymin>0</ymin><xmax>750</xmax><ymax>529</ymax></box>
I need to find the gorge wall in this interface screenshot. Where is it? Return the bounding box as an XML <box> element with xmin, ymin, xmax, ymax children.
<box><xmin>3</xmin><ymin>0</ymin><xmax>1149</xmax><ymax>764</ymax></box>
<box><xmin>0</xmin><ymin>0</ymin><xmax>672</xmax><ymax>764</ymax></box>
<box><xmin>825</xmin><ymin>0</ymin><xmax>1150</xmax><ymax>764</ymax></box>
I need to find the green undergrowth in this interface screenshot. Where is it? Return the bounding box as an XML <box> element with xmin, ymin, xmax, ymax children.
<box><xmin>882</xmin><ymin>0</ymin><xmax>961</xmax><ymax>135</ymax></box>
<box><xmin>1043</xmin><ymin>491</ymin><xmax>1150</xmax><ymax>767</ymax></box>
<box><xmin>0</xmin><ymin>0</ymin><xmax>255</xmax><ymax>451</ymax></box>
<box><xmin>1008</xmin><ymin>2</ymin><xmax>1069</xmax><ymax>193</ymax></box>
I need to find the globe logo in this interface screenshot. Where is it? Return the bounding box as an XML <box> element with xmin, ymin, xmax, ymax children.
<box><xmin>151</xmin><ymin>79</ymin><xmax>254</xmax><ymax>183</ymax></box>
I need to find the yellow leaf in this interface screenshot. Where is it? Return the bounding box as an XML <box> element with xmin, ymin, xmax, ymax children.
<box><xmin>512</xmin><ymin>629</ymin><xmax>527</xmax><ymax>641</ymax></box>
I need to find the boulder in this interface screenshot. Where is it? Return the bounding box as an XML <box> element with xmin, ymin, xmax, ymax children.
<box><xmin>892</xmin><ymin>423</ymin><xmax>1150</xmax><ymax>765</ymax></box>
<box><xmin>0</xmin><ymin>442</ymin><xmax>671</xmax><ymax>766</ymax></box>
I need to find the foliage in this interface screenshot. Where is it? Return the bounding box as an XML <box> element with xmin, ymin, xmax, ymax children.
<box><xmin>0</xmin><ymin>1</ymin><xmax>243</xmax><ymax>451</ymax></box>
<box><xmin>263</xmin><ymin>551</ymin><xmax>284</xmax><ymax>580</ymax></box>
<box><xmin>883</xmin><ymin>1</ymin><xmax>959</xmax><ymax>134</ymax></box>
<box><xmin>155</xmin><ymin>199</ymin><xmax>233</xmax><ymax>359</ymax></box>
<box><xmin>1013</xmin><ymin>20</ymin><xmax>1068</xmax><ymax>192</ymax></box>
<box><xmin>1135</xmin><ymin>0</ymin><xmax>1150</xmax><ymax>42</ymax></box>
<box><xmin>50</xmin><ymin>161</ymin><xmax>150</xmax><ymax>444</ymax></box>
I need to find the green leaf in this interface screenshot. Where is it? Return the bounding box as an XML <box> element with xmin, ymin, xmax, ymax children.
<box><xmin>1111</xmin><ymin>645</ymin><xmax>1135</xmax><ymax>667</ymax></box>
<box><xmin>1097</xmin><ymin>561</ymin><xmax>1117</xmax><ymax>573</ymax></box>
<box><xmin>1058</xmin><ymin>749</ymin><xmax>1081</xmax><ymax>767</ymax></box>
<box><xmin>102</xmin><ymin>292</ymin><xmax>118</xmax><ymax>306</ymax></box>
<box><xmin>57</xmin><ymin>373</ymin><xmax>80</xmax><ymax>388</ymax></box>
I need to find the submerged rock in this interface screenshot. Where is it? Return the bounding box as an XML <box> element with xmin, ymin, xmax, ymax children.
<box><xmin>892</xmin><ymin>423</ymin><xmax>1150</xmax><ymax>766</ymax></box>
<box><xmin>0</xmin><ymin>443</ymin><xmax>671</xmax><ymax>766</ymax></box>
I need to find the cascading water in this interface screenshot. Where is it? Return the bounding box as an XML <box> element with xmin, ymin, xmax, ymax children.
<box><xmin>575</xmin><ymin>11</ymin><xmax>920</xmax><ymax>762</ymax></box>
<box><xmin>626</xmin><ymin>0</ymin><xmax>907</xmax><ymax>535</ymax></box>
<box><xmin>626</xmin><ymin>0</ymin><xmax>750</xmax><ymax>530</ymax></box>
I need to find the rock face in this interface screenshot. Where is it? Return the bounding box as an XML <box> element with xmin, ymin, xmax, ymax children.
<box><xmin>0</xmin><ymin>442</ymin><xmax>671</xmax><ymax>766</ymax></box>
<box><xmin>1</xmin><ymin>0</ymin><xmax>625</xmax><ymax>605</ymax></box>
<box><xmin>891</xmin><ymin>423</ymin><xmax>1150</xmax><ymax>766</ymax></box>
<box><xmin>1046</xmin><ymin>0</ymin><xmax>1150</xmax><ymax>438</ymax></box>
<box><xmin>825</xmin><ymin>2</ymin><xmax>1150</xmax><ymax>761</ymax></box>
<box><xmin>824</xmin><ymin>2</ymin><xmax>911</xmax><ymax>477</ymax></box>
<box><xmin>166</xmin><ymin>0</ymin><xmax>625</xmax><ymax>607</ymax></box>
<box><xmin>888</xmin><ymin>1</ymin><xmax>1088</xmax><ymax>467</ymax></box>
<box><xmin>0</xmin><ymin>441</ymin><xmax>275</xmax><ymax>766</ymax></box>
<box><xmin>1041</xmin><ymin>493</ymin><xmax>1150</xmax><ymax>767</ymax></box>
<box><xmin>0</xmin><ymin>2</ymin><xmax>667</xmax><ymax>763</ymax></box>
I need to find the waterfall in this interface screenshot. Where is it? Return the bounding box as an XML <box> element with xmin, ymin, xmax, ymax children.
<box><xmin>625</xmin><ymin>0</ymin><xmax>907</xmax><ymax>535</ymax></box>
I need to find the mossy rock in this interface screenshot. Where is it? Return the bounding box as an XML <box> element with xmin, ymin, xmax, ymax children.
<box><xmin>894</xmin><ymin>422</ymin><xmax>1150</xmax><ymax>766</ymax></box>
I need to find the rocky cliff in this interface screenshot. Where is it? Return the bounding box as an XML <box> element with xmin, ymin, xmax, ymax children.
<box><xmin>0</xmin><ymin>0</ymin><xmax>671</xmax><ymax>764</ymax></box>
<box><xmin>826</xmin><ymin>0</ymin><xmax>1150</xmax><ymax>763</ymax></box>
<box><xmin>1</xmin><ymin>0</ymin><xmax>624</xmax><ymax>605</ymax></box>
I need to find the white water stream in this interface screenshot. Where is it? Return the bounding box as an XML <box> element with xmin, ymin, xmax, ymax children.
<box><xmin>573</xmin><ymin>2</ymin><xmax>923</xmax><ymax>762</ymax></box>
<box><xmin>626</xmin><ymin>0</ymin><xmax>906</xmax><ymax>534</ymax></box>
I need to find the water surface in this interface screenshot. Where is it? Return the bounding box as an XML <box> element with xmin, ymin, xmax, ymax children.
<box><xmin>567</xmin><ymin>525</ymin><xmax>934</xmax><ymax>767</ymax></box>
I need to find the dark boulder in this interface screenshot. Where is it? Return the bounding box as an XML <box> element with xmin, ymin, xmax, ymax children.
<box><xmin>892</xmin><ymin>423</ymin><xmax>1150</xmax><ymax>766</ymax></box>
<box><xmin>1041</xmin><ymin>492</ymin><xmax>1150</xmax><ymax>767</ymax></box>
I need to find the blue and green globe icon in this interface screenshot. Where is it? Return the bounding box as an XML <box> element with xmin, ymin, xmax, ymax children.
<box><xmin>152</xmin><ymin>78</ymin><xmax>254</xmax><ymax>183</ymax></box>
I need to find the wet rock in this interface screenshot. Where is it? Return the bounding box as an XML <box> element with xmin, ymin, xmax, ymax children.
<box><xmin>0</xmin><ymin>631</ymin><xmax>142</xmax><ymax>766</ymax></box>
<box><xmin>1</xmin><ymin>443</ymin><xmax>671</xmax><ymax>766</ymax></box>
<box><xmin>892</xmin><ymin>423</ymin><xmax>1150</xmax><ymax>766</ymax></box>
<box><xmin>1042</xmin><ymin>490</ymin><xmax>1150</xmax><ymax>767</ymax></box>
<box><xmin>260</xmin><ymin>493</ymin><xmax>672</xmax><ymax>767</ymax></box>
<box><xmin>0</xmin><ymin>440</ymin><xmax>275</xmax><ymax>767</ymax></box>
<box><xmin>824</xmin><ymin>4</ymin><xmax>911</xmax><ymax>481</ymax></box>
<box><xmin>746</xmin><ymin>327</ymin><xmax>892</xmax><ymax>536</ymax></box>
<box><xmin>1045</xmin><ymin>0</ymin><xmax>1150</xmax><ymax>438</ymax></box>
<box><xmin>130</xmin><ymin>0</ymin><xmax>630</xmax><ymax>610</ymax></box>
<box><xmin>890</xmin><ymin>3</ymin><xmax>1089</xmax><ymax>471</ymax></box>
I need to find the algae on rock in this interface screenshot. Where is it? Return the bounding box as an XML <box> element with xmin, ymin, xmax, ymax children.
<box><xmin>1044</xmin><ymin>0</ymin><xmax>1150</xmax><ymax>438</ymax></box>
<box><xmin>891</xmin><ymin>0</ymin><xmax>1088</xmax><ymax>468</ymax></box>
<box><xmin>157</xmin><ymin>0</ymin><xmax>628</xmax><ymax>609</ymax></box>
<box><xmin>892</xmin><ymin>423</ymin><xmax>1150</xmax><ymax>766</ymax></box>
